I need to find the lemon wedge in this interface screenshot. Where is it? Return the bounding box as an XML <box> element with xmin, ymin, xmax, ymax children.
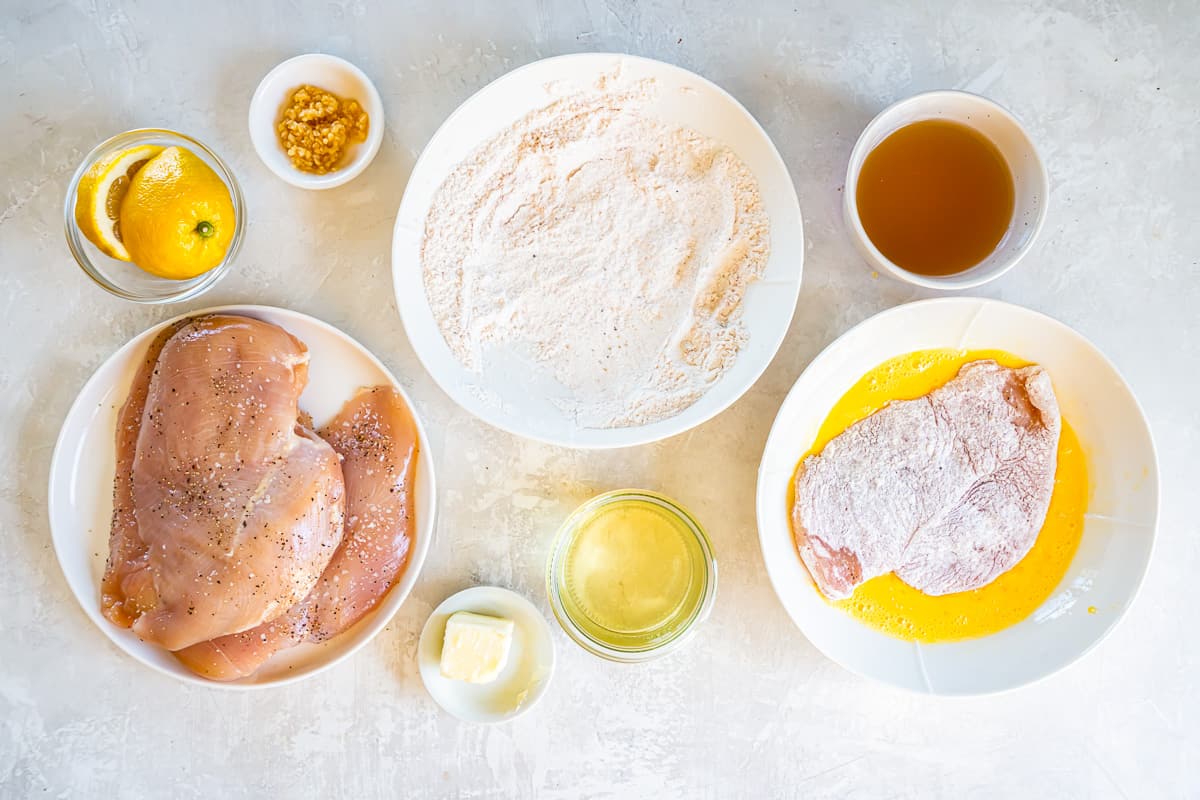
<box><xmin>74</xmin><ymin>144</ymin><xmax>164</xmax><ymax>261</ymax></box>
<box><xmin>120</xmin><ymin>146</ymin><xmax>235</xmax><ymax>280</ymax></box>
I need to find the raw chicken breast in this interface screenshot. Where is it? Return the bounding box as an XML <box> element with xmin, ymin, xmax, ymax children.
<box><xmin>308</xmin><ymin>386</ymin><xmax>420</xmax><ymax>638</ymax></box>
<box><xmin>103</xmin><ymin>319</ymin><xmax>188</xmax><ymax>628</ymax></box>
<box><xmin>102</xmin><ymin>315</ymin><xmax>345</xmax><ymax>651</ymax></box>
<box><xmin>175</xmin><ymin>386</ymin><xmax>420</xmax><ymax>680</ymax></box>
<box><xmin>792</xmin><ymin>360</ymin><xmax>1061</xmax><ymax>600</ymax></box>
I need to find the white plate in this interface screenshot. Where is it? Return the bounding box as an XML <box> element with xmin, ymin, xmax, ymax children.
<box><xmin>756</xmin><ymin>298</ymin><xmax>1158</xmax><ymax>695</ymax></box>
<box><xmin>392</xmin><ymin>53</ymin><xmax>804</xmax><ymax>448</ymax></box>
<box><xmin>417</xmin><ymin>587</ymin><xmax>556</xmax><ymax>724</ymax></box>
<box><xmin>47</xmin><ymin>305</ymin><xmax>437</xmax><ymax>689</ymax></box>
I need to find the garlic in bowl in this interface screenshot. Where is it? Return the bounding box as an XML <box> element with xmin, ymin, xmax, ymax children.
<box><xmin>248</xmin><ymin>53</ymin><xmax>384</xmax><ymax>190</ymax></box>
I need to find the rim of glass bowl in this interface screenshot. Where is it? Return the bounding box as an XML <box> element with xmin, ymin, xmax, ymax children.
<box><xmin>546</xmin><ymin>489</ymin><xmax>718</xmax><ymax>663</ymax></box>
<box><xmin>63</xmin><ymin>128</ymin><xmax>246</xmax><ymax>304</ymax></box>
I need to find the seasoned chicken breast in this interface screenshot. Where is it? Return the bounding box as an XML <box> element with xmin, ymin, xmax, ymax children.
<box><xmin>102</xmin><ymin>315</ymin><xmax>345</xmax><ymax>651</ymax></box>
<box><xmin>103</xmin><ymin>318</ymin><xmax>188</xmax><ymax>629</ymax></box>
<box><xmin>175</xmin><ymin>385</ymin><xmax>420</xmax><ymax>680</ymax></box>
<box><xmin>792</xmin><ymin>360</ymin><xmax>1061</xmax><ymax>600</ymax></box>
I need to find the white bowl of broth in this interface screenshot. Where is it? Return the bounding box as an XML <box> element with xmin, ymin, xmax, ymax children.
<box><xmin>843</xmin><ymin>91</ymin><xmax>1049</xmax><ymax>289</ymax></box>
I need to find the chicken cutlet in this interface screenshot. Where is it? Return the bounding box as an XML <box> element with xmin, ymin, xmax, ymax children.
<box><xmin>792</xmin><ymin>360</ymin><xmax>1061</xmax><ymax>600</ymax></box>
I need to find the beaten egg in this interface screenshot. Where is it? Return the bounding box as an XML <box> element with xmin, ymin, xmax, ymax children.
<box><xmin>794</xmin><ymin>349</ymin><xmax>1088</xmax><ymax>643</ymax></box>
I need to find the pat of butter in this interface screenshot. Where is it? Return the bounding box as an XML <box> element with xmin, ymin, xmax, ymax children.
<box><xmin>439</xmin><ymin>611</ymin><xmax>515</xmax><ymax>684</ymax></box>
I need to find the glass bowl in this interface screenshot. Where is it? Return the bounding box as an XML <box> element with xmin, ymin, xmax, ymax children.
<box><xmin>546</xmin><ymin>489</ymin><xmax>718</xmax><ymax>662</ymax></box>
<box><xmin>63</xmin><ymin>129</ymin><xmax>245</xmax><ymax>303</ymax></box>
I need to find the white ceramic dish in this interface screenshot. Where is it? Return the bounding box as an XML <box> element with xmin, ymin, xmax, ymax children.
<box><xmin>756</xmin><ymin>297</ymin><xmax>1158</xmax><ymax>695</ymax></box>
<box><xmin>843</xmin><ymin>91</ymin><xmax>1049</xmax><ymax>290</ymax></box>
<box><xmin>47</xmin><ymin>305</ymin><xmax>437</xmax><ymax>689</ymax></box>
<box><xmin>418</xmin><ymin>586</ymin><xmax>556</xmax><ymax>724</ymax></box>
<box><xmin>248</xmin><ymin>53</ymin><xmax>384</xmax><ymax>190</ymax></box>
<box><xmin>393</xmin><ymin>53</ymin><xmax>804</xmax><ymax>448</ymax></box>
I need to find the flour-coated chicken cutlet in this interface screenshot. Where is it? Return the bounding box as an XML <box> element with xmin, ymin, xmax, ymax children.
<box><xmin>102</xmin><ymin>315</ymin><xmax>345</xmax><ymax>651</ymax></box>
<box><xmin>792</xmin><ymin>360</ymin><xmax>1061</xmax><ymax>600</ymax></box>
<box><xmin>175</xmin><ymin>386</ymin><xmax>420</xmax><ymax>680</ymax></box>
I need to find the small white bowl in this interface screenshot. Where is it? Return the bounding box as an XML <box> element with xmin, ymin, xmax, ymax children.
<box><xmin>418</xmin><ymin>587</ymin><xmax>556</xmax><ymax>724</ymax></box>
<box><xmin>248</xmin><ymin>53</ymin><xmax>384</xmax><ymax>190</ymax></box>
<box><xmin>843</xmin><ymin>90</ymin><xmax>1049</xmax><ymax>290</ymax></box>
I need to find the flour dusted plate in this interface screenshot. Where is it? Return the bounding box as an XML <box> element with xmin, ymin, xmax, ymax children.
<box><xmin>756</xmin><ymin>298</ymin><xmax>1158</xmax><ymax>695</ymax></box>
<box><xmin>393</xmin><ymin>53</ymin><xmax>803</xmax><ymax>448</ymax></box>
<box><xmin>47</xmin><ymin>306</ymin><xmax>437</xmax><ymax>688</ymax></box>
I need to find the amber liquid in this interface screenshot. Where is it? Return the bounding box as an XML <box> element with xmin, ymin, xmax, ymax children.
<box><xmin>856</xmin><ymin>119</ymin><xmax>1015</xmax><ymax>276</ymax></box>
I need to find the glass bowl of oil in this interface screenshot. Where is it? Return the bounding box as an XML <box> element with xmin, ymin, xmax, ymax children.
<box><xmin>546</xmin><ymin>490</ymin><xmax>717</xmax><ymax>662</ymax></box>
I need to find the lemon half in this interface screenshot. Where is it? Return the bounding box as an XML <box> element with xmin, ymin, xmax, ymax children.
<box><xmin>74</xmin><ymin>144</ymin><xmax>164</xmax><ymax>261</ymax></box>
<box><xmin>120</xmin><ymin>146</ymin><xmax>236</xmax><ymax>280</ymax></box>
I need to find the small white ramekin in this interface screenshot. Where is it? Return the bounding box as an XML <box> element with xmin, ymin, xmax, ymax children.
<box><xmin>843</xmin><ymin>90</ymin><xmax>1048</xmax><ymax>290</ymax></box>
<box><xmin>417</xmin><ymin>586</ymin><xmax>556</xmax><ymax>724</ymax></box>
<box><xmin>248</xmin><ymin>53</ymin><xmax>384</xmax><ymax>190</ymax></box>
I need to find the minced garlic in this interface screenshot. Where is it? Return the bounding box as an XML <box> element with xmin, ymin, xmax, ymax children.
<box><xmin>276</xmin><ymin>84</ymin><xmax>369</xmax><ymax>174</ymax></box>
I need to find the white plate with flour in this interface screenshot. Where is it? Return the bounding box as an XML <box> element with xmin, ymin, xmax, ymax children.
<box><xmin>756</xmin><ymin>298</ymin><xmax>1158</xmax><ymax>695</ymax></box>
<box><xmin>393</xmin><ymin>53</ymin><xmax>804</xmax><ymax>448</ymax></box>
<box><xmin>47</xmin><ymin>305</ymin><xmax>437</xmax><ymax>688</ymax></box>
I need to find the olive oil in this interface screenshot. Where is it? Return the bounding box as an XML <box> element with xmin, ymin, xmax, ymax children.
<box><xmin>549</xmin><ymin>491</ymin><xmax>715</xmax><ymax>658</ymax></box>
<box><xmin>856</xmin><ymin>119</ymin><xmax>1015</xmax><ymax>276</ymax></box>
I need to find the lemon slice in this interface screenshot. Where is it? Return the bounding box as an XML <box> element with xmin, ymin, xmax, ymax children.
<box><xmin>74</xmin><ymin>144</ymin><xmax>164</xmax><ymax>261</ymax></box>
<box><xmin>120</xmin><ymin>146</ymin><xmax>236</xmax><ymax>280</ymax></box>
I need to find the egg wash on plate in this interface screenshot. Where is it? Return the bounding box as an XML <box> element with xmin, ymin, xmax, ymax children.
<box><xmin>790</xmin><ymin>348</ymin><xmax>1088</xmax><ymax>643</ymax></box>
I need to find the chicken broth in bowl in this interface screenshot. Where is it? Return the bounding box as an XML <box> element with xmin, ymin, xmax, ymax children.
<box><xmin>842</xmin><ymin>91</ymin><xmax>1048</xmax><ymax>290</ymax></box>
<box><xmin>856</xmin><ymin>120</ymin><xmax>1015</xmax><ymax>276</ymax></box>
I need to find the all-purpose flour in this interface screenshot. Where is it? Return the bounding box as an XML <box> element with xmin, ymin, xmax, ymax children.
<box><xmin>421</xmin><ymin>81</ymin><xmax>769</xmax><ymax>428</ymax></box>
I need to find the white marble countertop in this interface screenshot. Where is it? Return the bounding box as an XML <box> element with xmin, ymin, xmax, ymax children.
<box><xmin>2</xmin><ymin>1</ymin><xmax>1196</xmax><ymax>797</ymax></box>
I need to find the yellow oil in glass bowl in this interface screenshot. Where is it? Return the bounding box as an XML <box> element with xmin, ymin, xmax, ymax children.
<box><xmin>547</xmin><ymin>490</ymin><xmax>717</xmax><ymax>661</ymax></box>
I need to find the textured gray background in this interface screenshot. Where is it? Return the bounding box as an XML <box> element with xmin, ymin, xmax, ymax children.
<box><xmin>1</xmin><ymin>1</ymin><xmax>1196</xmax><ymax>797</ymax></box>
